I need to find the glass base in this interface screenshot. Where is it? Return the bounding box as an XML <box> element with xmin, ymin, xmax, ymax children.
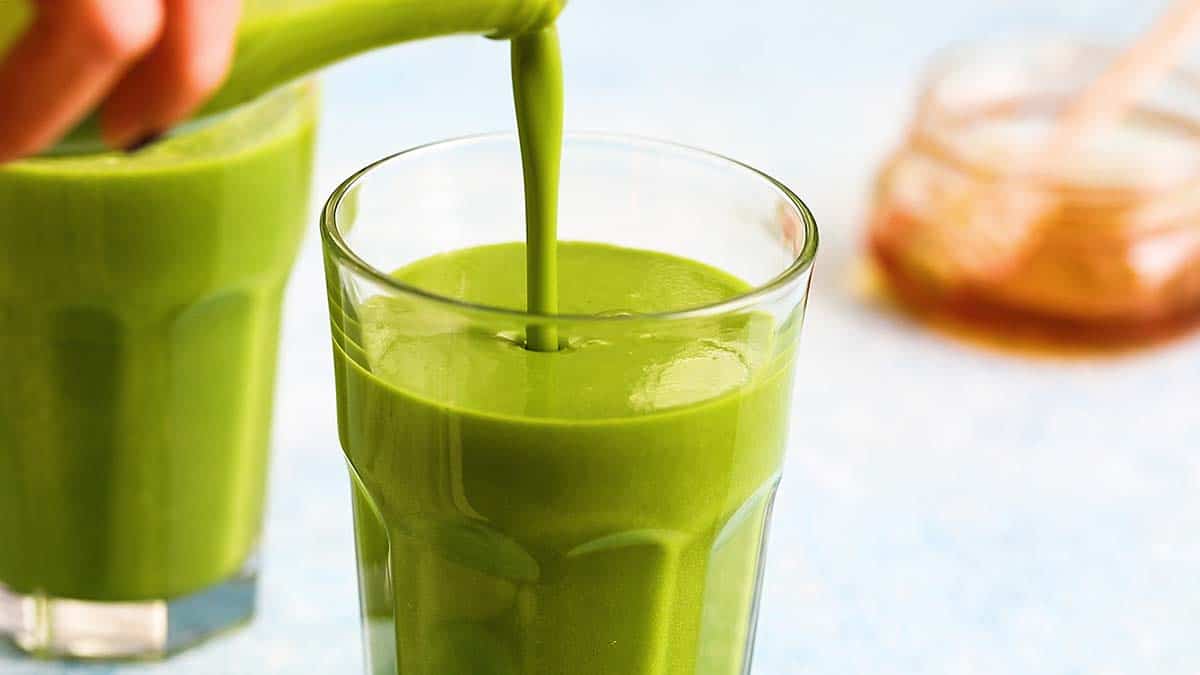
<box><xmin>0</xmin><ymin>562</ymin><xmax>257</xmax><ymax>660</ymax></box>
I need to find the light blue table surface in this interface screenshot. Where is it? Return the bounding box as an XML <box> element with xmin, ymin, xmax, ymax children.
<box><xmin>5</xmin><ymin>0</ymin><xmax>1199</xmax><ymax>673</ymax></box>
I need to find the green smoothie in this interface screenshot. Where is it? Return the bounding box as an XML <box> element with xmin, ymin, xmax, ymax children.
<box><xmin>0</xmin><ymin>82</ymin><xmax>317</xmax><ymax>601</ymax></box>
<box><xmin>331</xmin><ymin>242</ymin><xmax>798</xmax><ymax>675</ymax></box>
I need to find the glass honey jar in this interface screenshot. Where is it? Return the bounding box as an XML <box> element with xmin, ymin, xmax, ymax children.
<box><xmin>868</xmin><ymin>38</ymin><xmax>1200</xmax><ymax>349</ymax></box>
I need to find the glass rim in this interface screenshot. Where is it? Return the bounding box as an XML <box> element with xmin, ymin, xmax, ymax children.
<box><xmin>321</xmin><ymin>131</ymin><xmax>819</xmax><ymax>323</ymax></box>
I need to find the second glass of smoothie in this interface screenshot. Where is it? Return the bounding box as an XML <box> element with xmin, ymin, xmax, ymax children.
<box><xmin>323</xmin><ymin>134</ymin><xmax>818</xmax><ymax>675</ymax></box>
<box><xmin>0</xmin><ymin>82</ymin><xmax>317</xmax><ymax>658</ymax></box>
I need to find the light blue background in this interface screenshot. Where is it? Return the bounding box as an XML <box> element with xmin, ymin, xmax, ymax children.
<box><xmin>5</xmin><ymin>0</ymin><xmax>1199</xmax><ymax>673</ymax></box>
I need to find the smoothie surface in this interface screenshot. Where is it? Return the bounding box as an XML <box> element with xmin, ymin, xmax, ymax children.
<box><xmin>357</xmin><ymin>241</ymin><xmax>771</xmax><ymax>420</ymax></box>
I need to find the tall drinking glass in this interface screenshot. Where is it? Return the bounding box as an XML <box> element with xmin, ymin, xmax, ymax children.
<box><xmin>323</xmin><ymin>134</ymin><xmax>817</xmax><ymax>675</ymax></box>
<box><xmin>0</xmin><ymin>82</ymin><xmax>317</xmax><ymax>658</ymax></box>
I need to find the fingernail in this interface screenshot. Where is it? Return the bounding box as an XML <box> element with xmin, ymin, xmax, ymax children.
<box><xmin>124</xmin><ymin>131</ymin><xmax>164</xmax><ymax>153</ymax></box>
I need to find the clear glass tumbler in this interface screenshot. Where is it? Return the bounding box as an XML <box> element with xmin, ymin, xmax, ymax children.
<box><xmin>0</xmin><ymin>82</ymin><xmax>317</xmax><ymax>658</ymax></box>
<box><xmin>323</xmin><ymin>133</ymin><xmax>818</xmax><ymax>675</ymax></box>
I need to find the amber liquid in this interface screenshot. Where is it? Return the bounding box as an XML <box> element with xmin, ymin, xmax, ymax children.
<box><xmin>868</xmin><ymin>102</ymin><xmax>1200</xmax><ymax>356</ymax></box>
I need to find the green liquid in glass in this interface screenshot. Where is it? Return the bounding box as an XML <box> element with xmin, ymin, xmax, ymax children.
<box><xmin>0</xmin><ymin>83</ymin><xmax>318</xmax><ymax>601</ymax></box>
<box><xmin>334</xmin><ymin>243</ymin><xmax>796</xmax><ymax>675</ymax></box>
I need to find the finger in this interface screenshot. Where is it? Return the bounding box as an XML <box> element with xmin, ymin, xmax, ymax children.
<box><xmin>0</xmin><ymin>0</ymin><xmax>164</xmax><ymax>162</ymax></box>
<box><xmin>101</xmin><ymin>0</ymin><xmax>242</xmax><ymax>149</ymax></box>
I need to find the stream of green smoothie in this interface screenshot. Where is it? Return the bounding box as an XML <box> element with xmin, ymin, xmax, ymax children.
<box><xmin>511</xmin><ymin>26</ymin><xmax>564</xmax><ymax>351</ymax></box>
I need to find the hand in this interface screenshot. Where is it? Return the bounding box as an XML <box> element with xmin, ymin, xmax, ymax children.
<box><xmin>0</xmin><ymin>0</ymin><xmax>242</xmax><ymax>162</ymax></box>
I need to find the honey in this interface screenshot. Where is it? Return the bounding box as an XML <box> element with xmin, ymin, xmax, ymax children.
<box><xmin>868</xmin><ymin>40</ymin><xmax>1200</xmax><ymax>353</ymax></box>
